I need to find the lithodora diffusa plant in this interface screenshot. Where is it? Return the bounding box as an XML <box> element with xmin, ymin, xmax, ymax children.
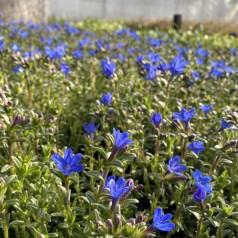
<box><xmin>0</xmin><ymin>16</ymin><xmax>238</xmax><ymax>238</ymax></box>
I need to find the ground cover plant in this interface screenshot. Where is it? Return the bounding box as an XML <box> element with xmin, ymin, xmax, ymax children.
<box><xmin>0</xmin><ymin>17</ymin><xmax>237</xmax><ymax>238</ymax></box>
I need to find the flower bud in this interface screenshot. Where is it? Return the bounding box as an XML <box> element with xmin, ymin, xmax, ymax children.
<box><xmin>0</xmin><ymin>92</ymin><xmax>8</xmax><ymax>102</ymax></box>
<box><xmin>206</xmin><ymin>204</ymin><xmax>211</xmax><ymax>211</ymax></box>
<box><xmin>0</xmin><ymin>177</ymin><xmax>5</xmax><ymax>184</ymax></box>
<box><xmin>222</xmin><ymin>140</ymin><xmax>238</xmax><ymax>151</ymax></box>
<box><xmin>106</xmin><ymin>219</ymin><xmax>113</xmax><ymax>233</ymax></box>
<box><xmin>116</xmin><ymin>145</ymin><xmax>129</xmax><ymax>158</ymax></box>
<box><xmin>48</xmin><ymin>127</ymin><xmax>54</xmax><ymax>134</ymax></box>
<box><xmin>127</xmin><ymin>218</ymin><xmax>136</xmax><ymax>226</ymax></box>
<box><xmin>47</xmin><ymin>116</ymin><xmax>57</xmax><ymax>123</ymax></box>
<box><xmin>51</xmin><ymin>149</ymin><xmax>57</xmax><ymax>155</ymax></box>
<box><xmin>135</xmin><ymin>184</ymin><xmax>143</xmax><ymax>192</ymax></box>
<box><xmin>113</xmin><ymin>214</ymin><xmax>121</xmax><ymax>230</ymax></box>
<box><xmin>3</xmin><ymin>85</ymin><xmax>10</xmax><ymax>92</ymax></box>
<box><xmin>20</xmin><ymin>117</ymin><xmax>31</xmax><ymax>126</ymax></box>
<box><xmin>12</xmin><ymin>115</ymin><xmax>22</xmax><ymax>127</ymax></box>
<box><xmin>120</xmin><ymin>179</ymin><xmax>134</xmax><ymax>202</ymax></box>
<box><xmin>38</xmin><ymin>114</ymin><xmax>43</xmax><ymax>120</ymax></box>
<box><xmin>136</xmin><ymin>214</ymin><xmax>148</xmax><ymax>223</ymax></box>
<box><xmin>96</xmin><ymin>220</ymin><xmax>104</xmax><ymax>232</ymax></box>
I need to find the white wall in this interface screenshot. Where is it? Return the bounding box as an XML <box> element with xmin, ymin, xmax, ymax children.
<box><xmin>49</xmin><ymin>0</ymin><xmax>238</xmax><ymax>23</ymax></box>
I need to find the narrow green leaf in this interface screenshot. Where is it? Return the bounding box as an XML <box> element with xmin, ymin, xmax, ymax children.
<box><xmin>9</xmin><ymin>220</ymin><xmax>25</xmax><ymax>227</ymax></box>
<box><xmin>86</xmin><ymin>171</ymin><xmax>103</xmax><ymax>180</ymax></box>
<box><xmin>1</xmin><ymin>164</ymin><xmax>12</xmax><ymax>173</ymax></box>
<box><xmin>105</xmin><ymin>159</ymin><xmax>124</xmax><ymax>168</ymax></box>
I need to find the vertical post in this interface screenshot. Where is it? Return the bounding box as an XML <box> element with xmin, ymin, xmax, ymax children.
<box><xmin>173</xmin><ymin>14</ymin><xmax>182</xmax><ymax>30</ymax></box>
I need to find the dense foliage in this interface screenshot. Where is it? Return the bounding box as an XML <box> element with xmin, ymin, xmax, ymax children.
<box><xmin>0</xmin><ymin>18</ymin><xmax>237</xmax><ymax>238</ymax></box>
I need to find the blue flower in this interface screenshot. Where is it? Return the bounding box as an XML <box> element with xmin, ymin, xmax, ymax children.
<box><xmin>73</xmin><ymin>49</ymin><xmax>83</xmax><ymax>59</ymax></box>
<box><xmin>150</xmin><ymin>113</ymin><xmax>162</xmax><ymax>128</ymax></box>
<box><xmin>150</xmin><ymin>38</ymin><xmax>163</xmax><ymax>47</ymax></box>
<box><xmin>195</xmin><ymin>48</ymin><xmax>209</xmax><ymax>57</ymax></box>
<box><xmin>173</xmin><ymin>108</ymin><xmax>196</xmax><ymax>129</ymax></box>
<box><xmin>230</xmin><ymin>48</ymin><xmax>236</xmax><ymax>56</ymax></box>
<box><xmin>128</xmin><ymin>48</ymin><xmax>136</xmax><ymax>54</ymax></box>
<box><xmin>104</xmin><ymin>176</ymin><xmax>134</xmax><ymax>210</ymax></box>
<box><xmin>11</xmin><ymin>43</ymin><xmax>21</xmax><ymax>52</ymax></box>
<box><xmin>52</xmin><ymin>148</ymin><xmax>84</xmax><ymax>176</ymax></box>
<box><xmin>157</xmin><ymin>63</ymin><xmax>167</xmax><ymax>73</ymax></box>
<box><xmin>219</xmin><ymin>118</ymin><xmax>232</xmax><ymax>131</ymax></box>
<box><xmin>0</xmin><ymin>41</ymin><xmax>4</xmax><ymax>51</ymax></box>
<box><xmin>100</xmin><ymin>92</ymin><xmax>112</xmax><ymax>105</ymax></box>
<box><xmin>200</xmin><ymin>104</ymin><xmax>213</xmax><ymax>116</ymax></box>
<box><xmin>113</xmin><ymin>128</ymin><xmax>134</xmax><ymax>152</ymax></box>
<box><xmin>191</xmin><ymin>70</ymin><xmax>200</xmax><ymax>80</ymax></box>
<box><xmin>143</xmin><ymin>63</ymin><xmax>157</xmax><ymax>80</ymax></box>
<box><xmin>13</xmin><ymin>65</ymin><xmax>24</xmax><ymax>73</ymax></box>
<box><xmin>151</xmin><ymin>208</ymin><xmax>175</xmax><ymax>232</ymax></box>
<box><xmin>136</xmin><ymin>55</ymin><xmax>144</xmax><ymax>64</ymax></box>
<box><xmin>45</xmin><ymin>45</ymin><xmax>66</xmax><ymax>61</ymax></box>
<box><xmin>168</xmin><ymin>155</ymin><xmax>187</xmax><ymax>175</ymax></box>
<box><xmin>209</xmin><ymin>68</ymin><xmax>223</xmax><ymax>78</ymax></box>
<box><xmin>168</xmin><ymin>55</ymin><xmax>188</xmax><ymax>76</ymax></box>
<box><xmin>196</xmin><ymin>58</ymin><xmax>205</xmax><ymax>65</ymax></box>
<box><xmin>101</xmin><ymin>57</ymin><xmax>116</xmax><ymax>78</ymax></box>
<box><xmin>187</xmin><ymin>141</ymin><xmax>205</xmax><ymax>155</ymax></box>
<box><xmin>60</xmin><ymin>62</ymin><xmax>71</xmax><ymax>76</ymax></box>
<box><xmin>147</xmin><ymin>52</ymin><xmax>162</xmax><ymax>63</ymax></box>
<box><xmin>78</xmin><ymin>38</ymin><xmax>91</xmax><ymax>48</ymax></box>
<box><xmin>191</xmin><ymin>169</ymin><xmax>213</xmax><ymax>194</ymax></box>
<box><xmin>83</xmin><ymin>121</ymin><xmax>99</xmax><ymax>139</ymax></box>
<box><xmin>193</xmin><ymin>186</ymin><xmax>206</xmax><ymax>202</ymax></box>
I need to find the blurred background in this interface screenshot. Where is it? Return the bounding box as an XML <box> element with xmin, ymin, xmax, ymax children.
<box><xmin>1</xmin><ymin>0</ymin><xmax>238</xmax><ymax>33</ymax></box>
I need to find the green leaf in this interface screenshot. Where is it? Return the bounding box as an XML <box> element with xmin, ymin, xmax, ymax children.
<box><xmin>123</xmin><ymin>199</ymin><xmax>139</xmax><ymax>207</ymax></box>
<box><xmin>106</xmin><ymin>133</ymin><xmax>114</xmax><ymax>145</ymax></box>
<box><xmin>1</xmin><ymin>164</ymin><xmax>12</xmax><ymax>173</ymax></box>
<box><xmin>69</xmin><ymin>175</ymin><xmax>79</xmax><ymax>184</ymax></box>
<box><xmin>86</xmin><ymin>171</ymin><xmax>103</xmax><ymax>180</ymax></box>
<box><xmin>13</xmin><ymin>138</ymin><xmax>28</xmax><ymax>142</ymax></box>
<box><xmin>9</xmin><ymin>220</ymin><xmax>25</xmax><ymax>227</ymax></box>
<box><xmin>83</xmin><ymin>223</ymin><xmax>91</xmax><ymax>234</ymax></box>
<box><xmin>3</xmin><ymin>199</ymin><xmax>19</xmax><ymax>209</ymax></box>
<box><xmin>58</xmin><ymin>223</ymin><xmax>69</xmax><ymax>229</ymax></box>
<box><xmin>11</xmin><ymin>156</ymin><xmax>22</xmax><ymax>170</ymax></box>
<box><xmin>85</xmin><ymin>191</ymin><xmax>96</xmax><ymax>203</ymax></box>
<box><xmin>80</xmin><ymin>196</ymin><xmax>90</xmax><ymax>204</ymax></box>
<box><xmin>223</xmin><ymin>218</ymin><xmax>238</xmax><ymax>226</ymax></box>
<box><xmin>24</xmin><ymin>166</ymin><xmax>40</xmax><ymax>177</ymax></box>
<box><xmin>204</xmin><ymin>193</ymin><xmax>213</xmax><ymax>204</ymax></box>
<box><xmin>149</xmin><ymin>172</ymin><xmax>162</xmax><ymax>181</ymax></box>
<box><xmin>221</xmin><ymin>229</ymin><xmax>232</xmax><ymax>237</ymax></box>
<box><xmin>187</xmin><ymin>206</ymin><xmax>201</xmax><ymax>220</ymax></box>
<box><xmin>105</xmin><ymin>159</ymin><xmax>124</xmax><ymax>168</ymax></box>
<box><xmin>50</xmin><ymin>168</ymin><xmax>65</xmax><ymax>180</ymax></box>
<box><xmin>90</xmin><ymin>145</ymin><xmax>107</xmax><ymax>158</ymax></box>
<box><xmin>206</xmin><ymin>217</ymin><xmax>218</xmax><ymax>227</ymax></box>
<box><xmin>92</xmin><ymin>203</ymin><xmax>109</xmax><ymax>213</ymax></box>
<box><xmin>50</xmin><ymin>212</ymin><xmax>63</xmax><ymax>217</ymax></box>
<box><xmin>47</xmin><ymin>233</ymin><xmax>59</xmax><ymax>238</ymax></box>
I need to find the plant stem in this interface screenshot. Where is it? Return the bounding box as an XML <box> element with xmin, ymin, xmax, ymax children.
<box><xmin>181</xmin><ymin>137</ymin><xmax>187</xmax><ymax>161</ymax></box>
<box><xmin>149</xmin><ymin>180</ymin><xmax>164</xmax><ymax>218</ymax></box>
<box><xmin>196</xmin><ymin>217</ymin><xmax>203</xmax><ymax>238</ymax></box>
<box><xmin>210</xmin><ymin>154</ymin><xmax>222</xmax><ymax>176</ymax></box>
<box><xmin>25</xmin><ymin>73</ymin><xmax>33</xmax><ymax>108</ymax></box>
<box><xmin>217</xmin><ymin>220</ymin><xmax>223</xmax><ymax>238</ymax></box>
<box><xmin>2</xmin><ymin>210</ymin><xmax>9</xmax><ymax>238</ymax></box>
<box><xmin>97</xmin><ymin>168</ymin><xmax>109</xmax><ymax>202</ymax></box>
<box><xmin>65</xmin><ymin>176</ymin><xmax>70</xmax><ymax>212</ymax></box>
